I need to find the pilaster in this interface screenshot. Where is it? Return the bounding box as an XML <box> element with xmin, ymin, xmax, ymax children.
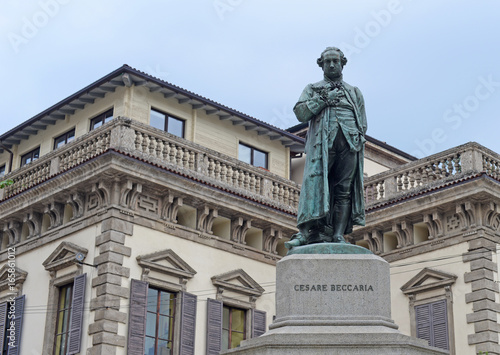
<box><xmin>463</xmin><ymin>235</ymin><xmax>500</xmax><ymax>355</ymax></box>
<box><xmin>87</xmin><ymin>217</ymin><xmax>132</xmax><ymax>355</ymax></box>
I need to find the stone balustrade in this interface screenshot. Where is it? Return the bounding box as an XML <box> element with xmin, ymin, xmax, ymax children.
<box><xmin>363</xmin><ymin>142</ymin><xmax>500</xmax><ymax>208</ymax></box>
<box><xmin>1</xmin><ymin>117</ymin><xmax>300</xmax><ymax>213</ymax></box>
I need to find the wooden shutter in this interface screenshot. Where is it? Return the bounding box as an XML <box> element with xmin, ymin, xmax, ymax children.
<box><xmin>206</xmin><ymin>298</ymin><xmax>223</xmax><ymax>355</ymax></box>
<box><xmin>251</xmin><ymin>309</ymin><xmax>266</xmax><ymax>338</ymax></box>
<box><xmin>68</xmin><ymin>273</ymin><xmax>87</xmax><ymax>355</ymax></box>
<box><xmin>179</xmin><ymin>292</ymin><xmax>197</xmax><ymax>355</ymax></box>
<box><xmin>415</xmin><ymin>300</ymin><xmax>449</xmax><ymax>350</ymax></box>
<box><xmin>128</xmin><ymin>279</ymin><xmax>148</xmax><ymax>355</ymax></box>
<box><xmin>415</xmin><ymin>303</ymin><xmax>431</xmax><ymax>346</ymax></box>
<box><xmin>7</xmin><ymin>295</ymin><xmax>25</xmax><ymax>355</ymax></box>
<box><xmin>0</xmin><ymin>302</ymin><xmax>7</xmax><ymax>352</ymax></box>
<box><xmin>431</xmin><ymin>300</ymin><xmax>449</xmax><ymax>350</ymax></box>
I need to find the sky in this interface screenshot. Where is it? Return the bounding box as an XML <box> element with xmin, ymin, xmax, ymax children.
<box><xmin>1</xmin><ymin>0</ymin><xmax>499</xmax><ymax>159</ymax></box>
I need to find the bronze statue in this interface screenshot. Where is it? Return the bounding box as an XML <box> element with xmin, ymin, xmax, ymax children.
<box><xmin>286</xmin><ymin>47</ymin><xmax>367</xmax><ymax>249</ymax></box>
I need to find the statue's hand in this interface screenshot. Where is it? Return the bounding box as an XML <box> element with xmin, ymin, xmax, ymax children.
<box><xmin>326</xmin><ymin>88</ymin><xmax>341</xmax><ymax>103</ymax></box>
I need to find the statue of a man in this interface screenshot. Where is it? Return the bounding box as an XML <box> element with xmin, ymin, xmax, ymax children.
<box><xmin>286</xmin><ymin>47</ymin><xmax>367</xmax><ymax>248</ymax></box>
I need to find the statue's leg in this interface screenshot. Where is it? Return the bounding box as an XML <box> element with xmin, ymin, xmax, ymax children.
<box><xmin>329</xmin><ymin>131</ymin><xmax>357</xmax><ymax>243</ymax></box>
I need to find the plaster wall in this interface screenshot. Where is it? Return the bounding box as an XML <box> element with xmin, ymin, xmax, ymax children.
<box><xmin>364</xmin><ymin>157</ymin><xmax>391</xmax><ymax>177</ymax></box>
<box><xmin>122</xmin><ymin>224</ymin><xmax>277</xmax><ymax>355</ymax></box>
<box><xmin>1</xmin><ymin>223</ymin><xmax>100</xmax><ymax>354</ymax></box>
<box><xmin>389</xmin><ymin>242</ymin><xmax>473</xmax><ymax>354</ymax></box>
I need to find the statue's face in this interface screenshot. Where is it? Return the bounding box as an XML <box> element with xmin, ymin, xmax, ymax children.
<box><xmin>322</xmin><ymin>51</ymin><xmax>343</xmax><ymax>80</ymax></box>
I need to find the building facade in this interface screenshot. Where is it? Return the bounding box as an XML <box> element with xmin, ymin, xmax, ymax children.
<box><xmin>0</xmin><ymin>66</ymin><xmax>498</xmax><ymax>355</ymax></box>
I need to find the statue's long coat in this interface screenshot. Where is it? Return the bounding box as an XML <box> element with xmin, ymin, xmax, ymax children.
<box><xmin>293</xmin><ymin>79</ymin><xmax>367</xmax><ymax>233</ymax></box>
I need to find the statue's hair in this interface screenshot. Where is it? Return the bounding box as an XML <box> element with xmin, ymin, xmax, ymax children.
<box><xmin>317</xmin><ymin>47</ymin><xmax>347</xmax><ymax>68</ymax></box>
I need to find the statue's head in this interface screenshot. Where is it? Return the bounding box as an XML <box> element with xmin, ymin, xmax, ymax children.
<box><xmin>317</xmin><ymin>47</ymin><xmax>347</xmax><ymax>80</ymax></box>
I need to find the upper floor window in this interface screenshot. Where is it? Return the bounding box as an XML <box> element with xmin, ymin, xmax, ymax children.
<box><xmin>54</xmin><ymin>283</ymin><xmax>73</xmax><ymax>355</ymax></box>
<box><xmin>145</xmin><ymin>287</ymin><xmax>176</xmax><ymax>355</ymax></box>
<box><xmin>238</xmin><ymin>143</ymin><xmax>268</xmax><ymax>169</ymax></box>
<box><xmin>20</xmin><ymin>147</ymin><xmax>40</xmax><ymax>167</ymax></box>
<box><xmin>53</xmin><ymin>128</ymin><xmax>75</xmax><ymax>150</ymax></box>
<box><xmin>415</xmin><ymin>299</ymin><xmax>449</xmax><ymax>351</ymax></box>
<box><xmin>150</xmin><ymin>108</ymin><xmax>185</xmax><ymax>138</ymax></box>
<box><xmin>0</xmin><ymin>165</ymin><xmax>5</xmax><ymax>178</ymax></box>
<box><xmin>90</xmin><ymin>109</ymin><xmax>113</xmax><ymax>131</ymax></box>
<box><xmin>222</xmin><ymin>305</ymin><xmax>246</xmax><ymax>350</ymax></box>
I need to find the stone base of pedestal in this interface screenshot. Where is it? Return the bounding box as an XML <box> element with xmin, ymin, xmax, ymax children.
<box><xmin>222</xmin><ymin>252</ymin><xmax>448</xmax><ymax>355</ymax></box>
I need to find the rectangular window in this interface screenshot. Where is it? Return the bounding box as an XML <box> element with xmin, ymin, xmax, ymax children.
<box><xmin>150</xmin><ymin>108</ymin><xmax>185</xmax><ymax>138</ymax></box>
<box><xmin>238</xmin><ymin>143</ymin><xmax>268</xmax><ymax>169</ymax></box>
<box><xmin>222</xmin><ymin>306</ymin><xmax>246</xmax><ymax>350</ymax></box>
<box><xmin>415</xmin><ymin>299</ymin><xmax>449</xmax><ymax>350</ymax></box>
<box><xmin>53</xmin><ymin>128</ymin><xmax>75</xmax><ymax>150</ymax></box>
<box><xmin>145</xmin><ymin>287</ymin><xmax>176</xmax><ymax>355</ymax></box>
<box><xmin>90</xmin><ymin>109</ymin><xmax>114</xmax><ymax>131</ymax></box>
<box><xmin>54</xmin><ymin>283</ymin><xmax>73</xmax><ymax>355</ymax></box>
<box><xmin>20</xmin><ymin>147</ymin><xmax>40</xmax><ymax>167</ymax></box>
<box><xmin>0</xmin><ymin>165</ymin><xmax>5</xmax><ymax>178</ymax></box>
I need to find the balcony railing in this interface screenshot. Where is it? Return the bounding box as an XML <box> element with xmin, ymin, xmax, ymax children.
<box><xmin>364</xmin><ymin>141</ymin><xmax>500</xmax><ymax>208</ymax></box>
<box><xmin>1</xmin><ymin>117</ymin><xmax>300</xmax><ymax>213</ymax></box>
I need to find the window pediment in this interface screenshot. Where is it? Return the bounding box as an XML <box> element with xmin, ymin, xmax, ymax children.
<box><xmin>42</xmin><ymin>241</ymin><xmax>88</xmax><ymax>272</ymax></box>
<box><xmin>401</xmin><ymin>268</ymin><xmax>457</xmax><ymax>295</ymax></box>
<box><xmin>211</xmin><ymin>269</ymin><xmax>264</xmax><ymax>297</ymax></box>
<box><xmin>136</xmin><ymin>249</ymin><xmax>196</xmax><ymax>280</ymax></box>
<box><xmin>0</xmin><ymin>264</ymin><xmax>27</xmax><ymax>293</ymax></box>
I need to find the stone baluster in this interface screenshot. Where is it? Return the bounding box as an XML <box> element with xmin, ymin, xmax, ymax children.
<box><xmin>169</xmin><ymin>143</ymin><xmax>176</xmax><ymax>164</ymax></box>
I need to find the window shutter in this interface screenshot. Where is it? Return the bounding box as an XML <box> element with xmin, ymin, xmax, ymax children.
<box><xmin>0</xmin><ymin>302</ymin><xmax>7</xmax><ymax>352</ymax></box>
<box><xmin>7</xmin><ymin>295</ymin><xmax>25</xmax><ymax>355</ymax></box>
<box><xmin>415</xmin><ymin>303</ymin><xmax>431</xmax><ymax>346</ymax></box>
<box><xmin>68</xmin><ymin>273</ymin><xmax>87</xmax><ymax>355</ymax></box>
<box><xmin>206</xmin><ymin>298</ymin><xmax>222</xmax><ymax>355</ymax></box>
<box><xmin>415</xmin><ymin>300</ymin><xmax>449</xmax><ymax>350</ymax></box>
<box><xmin>431</xmin><ymin>300</ymin><xmax>449</xmax><ymax>350</ymax></box>
<box><xmin>251</xmin><ymin>309</ymin><xmax>266</xmax><ymax>338</ymax></box>
<box><xmin>128</xmin><ymin>279</ymin><xmax>148</xmax><ymax>355</ymax></box>
<box><xmin>179</xmin><ymin>292</ymin><xmax>197</xmax><ymax>355</ymax></box>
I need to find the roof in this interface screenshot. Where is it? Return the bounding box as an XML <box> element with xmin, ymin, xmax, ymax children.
<box><xmin>0</xmin><ymin>65</ymin><xmax>305</xmax><ymax>152</ymax></box>
<box><xmin>287</xmin><ymin>122</ymin><xmax>417</xmax><ymax>161</ymax></box>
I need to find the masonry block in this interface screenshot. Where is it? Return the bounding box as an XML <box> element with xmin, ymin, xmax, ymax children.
<box><xmin>99</xmin><ymin>241</ymin><xmax>132</xmax><ymax>256</ymax></box>
<box><xmin>467</xmin><ymin>310</ymin><xmax>498</xmax><ymax>323</ymax></box>
<box><xmin>96</xmin><ymin>230</ymin><xmax>126</xmax><ymax>246</ymax></box>
<box><xmin>468</xmin><ymin>330</ymin><xmax>499</xmax><ymax>345</ymax></box>
<box><xmin>473</xmin><ymin>299</ymin><xmax>500</xmax><ymax>312</ymax></box>
<box><xmin>474</xmin><ymin>320</ymin><xmax>500</xmax><ymax>333</ymax></box>
<box><xmin>90</xmin><ymin>294</ymin><xmax>121</xmax><ymax>311</ymax></box>
<box><xmin>94</xmin><ymin>252</ymin><xmax>124</xmax><ymax>266</ymax></box>
<box><xmin>92</xmin><ymin>274</ymin><xmax>123</xmax><ymax>287</ymax></box>
<box><xmin>97</xmin><ymin>263</ymin><xmax>130</xmax><ymax>278</ymax></box>
<box><xmin>470</xmin><ymin>259</ymin><xmax>498</xmax><ymax>271</ymax></box>
<box><xmin>96</xmin><ymin>284</ymin><xmax>130</xmax><ymax>298</ymax></box>
<box><xmin>463</xmin><ymin>248</ymin><xmax>493</xmax><ymax>262</ymax></box>
<box><xmin>87</xmin><ymin>344</ymin><xmax>117</xmax><ymax>355</ymax></box>
<box><xmin>101</xmin><ymin>217</ymin><xmax>133</xmax><ymax>235</ymax></box>
<box><xmin>471</xmin><ymin>279</ymin><xmax>499</xmax><ymax>292</ymax></box>
<box><xmin>465</xmin><ymin>289</ymin><xmax>497</xmax><ymax>304</ymax></box>
<box><xmin>94</xmin><ymin>309</ymin><xmax>128</xmax><ymax>324</ymax></box>
<box><xmin>464</xmin><ymin>269</ymin><xmax>494</xmax><ymax>283</ymax></box>
<box><xmin>92</xmin><ymin>331</ymin><xmax>127</xmax><ymax>347</ymax></box>
<box><xmin>88</xmin><ymin>320</ymin><xmax>119</xmax><ymax>335</ymax></box>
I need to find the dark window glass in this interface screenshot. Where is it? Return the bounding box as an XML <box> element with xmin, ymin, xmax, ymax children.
<box><xmin>53</xmin><ymin>129</ymin><xmax>75</xmax><ymax>150</ymax></box>
<box><xmin>145</xmin><ymin>287</ymin><xmax>176</xmax><ymax>355</ymax></box>
<box><xmin>90</xmin><ymin>109</ymin><xmax>114</xmax><ymax>131</ymax></box>
<box><xmin>238</xmin><ymin>143</ymin><xmax>268</xmax><ymax>169</ymax></box>
<box><xmin>222</xmin><ymin>306</ymin><xmax>246</xmax><ymax>350</ymax></box>
<box><xmin>0</xmin><ymin>165</ymin><xmax>5</xmax><ymax>178</ymax></box>
<box><xmin>20</xmin><ymin>147</ymin><xmax>40</xmax><ymax>167</ymax></box>
<box><xmin>54</xmin><ymin>283</ymin><xmax>73</xmax><ymax>355</ymax></box>
<box><xmin>150</xmin><ymin>108</ymin><xmax>185</xmax><ymax>138</ymax></box>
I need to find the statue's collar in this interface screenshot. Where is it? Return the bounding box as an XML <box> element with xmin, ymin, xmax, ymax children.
<box><xmin>324</xmin><ymin>75</ymin><xmax>343</xmax><ymax>85</ymax></box>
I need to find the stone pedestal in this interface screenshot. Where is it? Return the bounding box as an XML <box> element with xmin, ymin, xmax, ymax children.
<box><xmin>223</xmin><ymin>252</ymin><xmax>448</xmax><ymax>354</ymax></box>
